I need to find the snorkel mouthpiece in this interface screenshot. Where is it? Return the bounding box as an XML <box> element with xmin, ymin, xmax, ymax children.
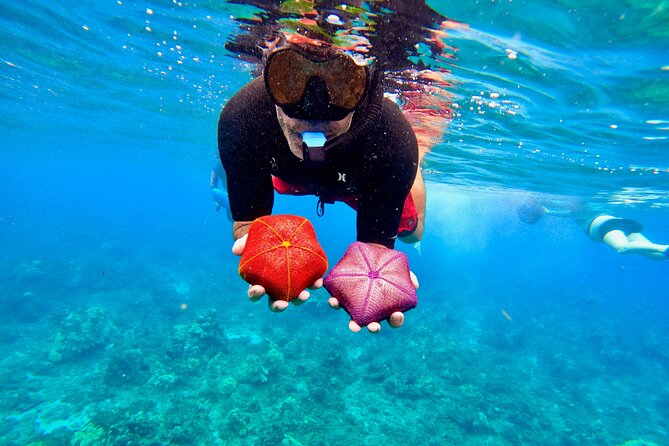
<box><xmin>301</xmin><ymin>131</ymin><xmax>328</xmax><ymax>167</ymax></box>
<box><xmin>301</xmin><ymin>131</ymin><xmax>327</xmax><ymax>148</ymax></box>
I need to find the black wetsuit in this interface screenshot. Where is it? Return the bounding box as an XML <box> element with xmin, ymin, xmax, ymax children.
<box><xmin>218</xmin><ymin>77</ymin><xmax>418</xmax><ymax>248</ymax></box>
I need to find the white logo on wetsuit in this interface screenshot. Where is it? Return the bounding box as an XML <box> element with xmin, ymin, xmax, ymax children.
<box><xmin>337</xmin><ymin>172</ymin><xmax>347</xmax><ymax>182</ymax></box>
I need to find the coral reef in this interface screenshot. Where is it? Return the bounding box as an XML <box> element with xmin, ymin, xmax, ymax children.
<box><xmin>166</xmin><ymin>308</ymin><xmax>228</xmax><ymax>362</ymax></box>
<box><xmin>616</xmin><ymin>441</ymin><xmax>660</xmax><ymax>446</ymax></box>
<box><xmin>47</xmin><ymin>306</ymin><xmax>118</xmax><ymax>362</ymax></box>
<box><xmin>103</xmin><ymin>348</ymin><xmax>151</xmax><ymax>387</ymax></box>
<box><xmin>1</xmin><ymin>263</ymin><xmax>668</xmax><ymax>446</ymax></box>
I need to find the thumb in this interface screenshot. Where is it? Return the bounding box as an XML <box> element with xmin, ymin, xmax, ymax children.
<box><xmin>409</xmin><ymin>271</ymin><xmax>419</xmax><ymax>289</ymax></box>
<box><xmin>232</xmin><ymin>234</ymin><xmax>248</xmax><ymax>256</ymax></box>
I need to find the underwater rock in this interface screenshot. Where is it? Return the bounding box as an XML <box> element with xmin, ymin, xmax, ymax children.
<box><xmin>217</xmin><ymin>376</ymin><xmax>238</xmax><ymax>395</ymax></box>
<box><xmin>319</xmin><ymin>349</ymin><xmax>344</xmax><ymax>370</ymax></box>
<box><xmin>168</xmin><ymin>424</ymin><xmax>202</xmax><ymax>445</ymax></box>
<box><xmin>39</xmin><ymin>426</ymin><xmax>73</xmax><ymax>445</ymax></box>
<box><xmin>87</xmin><ymin>403</ymin><xmax>163</xmax><ymax>445</ymax></box>
<box><xmin>467</xmin><ymin>411</ymin><xmax>491</xmax><ymax>435</ymax></box>
<box><xmin>236</xmin><ymin>355</ymin><xmax>269</xmax><ymax>384</ymax></box>
<box><xmin>274</xmin><ymin>396</ymin><xmax>302</xmax><ymax>420</ymax></box>
<box><xmin>381</xmin><ymin>373</ymin><xmax>436</xmax><ymax>399</ymax></box>
<box><xmin>103</xmin><ymin>349</ymin><xmax>150</xmax><ymax>387</ymax></box>
<box><xmin>13</xmin><ymin>259</ymin><xmax>47</xmax><ymax>281</ymax></box>
<box><xmin>263</xmin><ymin>344</ymin><xmax>286</xmax><ymax>373</ymax></box>
<box><xmin>282</xmin><ymin>434</ymin><xmax>306</xmax><ymax>446</ymax></box>
<box><xmin>167</xmin><ymin>309</ymin><xmax>227</xmax><ymax>361</ymax></box>
<box><xmin>4</xmin><ymin>291</ymin><xmax>45</xmax><ymax>323</ymax></box>
<box><xmin>161</xmin><ymin>399</ymin><xmax>212</xmax><ymax>444</ymax></box>
<box><xmin>616</xmin><ymin>441</ymin><xmax>660</xmax><ymax>446</ymax></box>
<box><xmin>48</xmin><ymin>306</ymin><xmax>118</xmax><ymax>362</ymax></box>
<box><xmin>70</xmin><ymin>422</ymin><xmax>107</xmax><ymax>446</ymax></box>
<box><xmin>148</xmin><ymin>373</ymin><xmax>179</xmax><ymax>391</ymax></box>
<box><xmin>124</xmin><ymin>411</ymin><xmax>158</xmax><ymax>439</ymax></box>
<box><xmin>225</xmin><ymin>407</ymin><xmax>251</xmax><ymax>436</ymax></box>
<box><xmin>256</xmin><ymin>426</ymin><xmax>284</xmax><ymax>446</ymax></box>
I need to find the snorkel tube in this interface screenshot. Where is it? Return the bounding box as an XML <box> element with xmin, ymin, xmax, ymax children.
<box><xmin>302</xmin><ymin>66</ymin><xmax>385</xmax><ymax>168</ymax></box>
<box><xmin>301</xmin><ymin>131</ymin><xmax>329</xmax><ymax>166</ymax></box>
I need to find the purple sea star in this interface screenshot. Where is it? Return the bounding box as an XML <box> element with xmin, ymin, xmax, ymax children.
<box><xmin>324</xmin><ymin>242</ymin><xmax>418</xmax><ymax>327</ymax></box>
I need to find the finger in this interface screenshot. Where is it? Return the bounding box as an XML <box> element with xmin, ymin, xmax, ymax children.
<box><xmin>409</xmin><ymin>271</ymin><xmax>419</xmax><ymax>289</ymax></box>
<box><xmin>348</xmin><ymin>320</ymin><xmax>362</xmax><ymax>332</ymax></box>
<box><xmin>308</xmin><ymin>278</ymin><xmax>323</xmax><ymax>290</ymax></box>
<box><xmin>328</xmin><ymin>297</ymin><xmax>341</xmax><ymax>309</ymax></box>
<box><xmin>270</xmin><ymin>299</ymin><xmax>289</xmax><ymax>312</ymax></box>
<box><xmin>388</xmin><ymin>312</ymin><xmax>404</xmax><ymax>328</ymax></box>
<box><xmin>367</xmin><ymin>322</ymin><xmax>381</xmax><ymax>333</ymax></box>
<box><xmin>232</xmin><ymin>234</ymin><xmax>248</xmax><ymax>256</ymax></box>
<box><xmin>247</xmin><ymin>284</ymin><xmax>266</xmax><ymax>302</ymax></box>
<box><xmin>292</xmin><ymin>290</ymin><xmax>310</xmax><ymax>306</ymax></box>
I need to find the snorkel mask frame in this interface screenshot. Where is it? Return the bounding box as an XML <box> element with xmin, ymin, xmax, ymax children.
<box><xmin>264</xmin><ymin>46</ymin><xmax>370</xmax><ymax>121</ymax></box>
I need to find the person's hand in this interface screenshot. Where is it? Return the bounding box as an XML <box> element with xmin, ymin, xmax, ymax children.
<box><xmin>232</xmin><ymin>234</ymin><xmax>323</xmax><ymax>312</ymax></box>
<box><xmin>328</xmin><ymin>270</ymin><xmax>419</xmax><ymax>333</ymax></box>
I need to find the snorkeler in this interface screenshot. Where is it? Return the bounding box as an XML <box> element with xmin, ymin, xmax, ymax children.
<box><xmin>586</xmin><ymin>215</ymin><xmax>669</xmax><ymax>260</ymax></box>
<box><xmin>517</xmin><ymin>199</ymin><xmax>669</xmax><ymax>261</ymax></box>
<box><xmin>218</xmin><ymin>40</ymin><xmax>424</xmax><ymax>332</ymax></box>
<box><xmin>210</xmin><ymin>157</ymin><xmax>233</xmax><ymax>222</ymax></box>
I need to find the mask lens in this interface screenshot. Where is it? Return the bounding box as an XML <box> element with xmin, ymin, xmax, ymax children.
<box><xmin>265</xmin><ymin>49</ymin><xmax>368</xmax><ymax>111</ymax></box>
<box><xmin>265</xmin><ymin>50</ymin><xmax>310</xmax><ymax>105</ymax></box>
<box><xmin>324</xmin><ymin>54</ymin><xmax>367</xmax><ymax>109</ymax></box>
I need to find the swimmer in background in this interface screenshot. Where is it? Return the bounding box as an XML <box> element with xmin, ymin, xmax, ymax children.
<box><xmin>517</xmin><ymin>199</ymin><xmax>669</xmax><ymax>261</ymax></box>
<box><xmin>210</xmin><ymin>157</ymin><xmax>233</xmax><ymax>222</ymax></box>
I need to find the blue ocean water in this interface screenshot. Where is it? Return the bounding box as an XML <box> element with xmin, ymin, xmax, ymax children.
<box><xmin>1</xmin><ymin>1</ymin><xmax>668</xmax><ymax>445</ymax></box>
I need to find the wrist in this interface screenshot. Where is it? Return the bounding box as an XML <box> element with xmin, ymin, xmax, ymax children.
<box><xmin>233</xmin><ymin>221</ymin><xmax>253</xmax><ymax>240</ymax></box>
<box><xmin>364</xmin><ymin>242</ymin><xmax>390</xmax><ymax>249</ymax></box>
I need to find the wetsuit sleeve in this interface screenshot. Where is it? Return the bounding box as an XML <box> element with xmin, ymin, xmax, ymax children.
<box><xmin>356</xmin><ymin>99</ymin><xmax>418</xmax><ymax>248</ymax></box>
<box><xmin>217</xmin><ymin>78</ymin><xmax>276</xmax><ymax>221</ymax></box>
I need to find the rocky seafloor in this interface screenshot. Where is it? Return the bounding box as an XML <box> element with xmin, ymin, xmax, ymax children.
<box><xmin>1</xmin><ymin>252</ymin><xmax>668</xmax><ymax>446</ymax></box>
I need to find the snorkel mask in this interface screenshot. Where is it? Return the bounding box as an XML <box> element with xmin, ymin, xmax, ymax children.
<box><xmin>266</xmin><ymin>45</ymin><xmax>383</xmax><ymax>168</ymax></box>
<box><xmin>264</xmin><ymin>47</ymin><xmax>369</xmax><ymax>121</ymax></box>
